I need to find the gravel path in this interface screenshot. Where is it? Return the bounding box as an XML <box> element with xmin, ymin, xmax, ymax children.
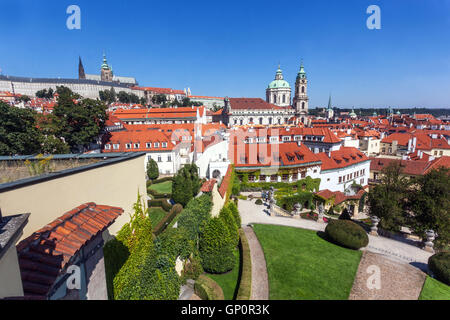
<box><xmin>349</xmin><ymin>251</ymin><xmax>427</xmax><ymax>300</ymax></box>
<box><xmin>243</xmin><ymin>226</ymin><xmax>269</xmax><ymax>300</ymax></box>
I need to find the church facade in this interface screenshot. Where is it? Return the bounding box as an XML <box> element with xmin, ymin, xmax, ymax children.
<box><xmin>222</xmin><ymin>61</ymin><xmax>310</xmax><ymax>127</ymax></box>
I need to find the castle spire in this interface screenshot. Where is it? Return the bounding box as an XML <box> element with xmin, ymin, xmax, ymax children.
<box><xmin>78</xmin><ymin>56</ymin><xmax>86</xmax><ymax>79</ymax></box>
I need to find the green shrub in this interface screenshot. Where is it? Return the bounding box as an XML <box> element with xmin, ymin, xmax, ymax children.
<box><xmin>177</xmin><ymin>194</ymin><xmax>213</xmax><ymax>241</ymax></box>
<box><xmin>199</xmin><ymin>217</ymin><xmax>235</xmax><ymax>273</ymax></box>
<box><xmin>236</xmin><ymin>229</ymin><xmax>252</xmax><ymax>300</ymax></box>
<box><xmin>428</xmin><ymin>252</ymin><xmax>450</xmax><ymax>285</ymax></box>
<box><xmin>146</xmin><ymin>179</ymin><xmax>152</xmax><ymax>187</ymax></box>
<box><xmin>153</xmin><ymin>204</ymin><xmax>183</xmax><ymax>236</ymax></box>
<box><xmin>194</xmin><ymin>274</ymin><xmax>224</xmax><ymax>300</ymax></box>
<box><xmin>227</xmin><ymin>201</ymin><xmax>241</xmax><ymax>227</ymax></box>
<box><xmin>219</xmin><ymin>206</ymin><xmax>239</xmax><ymax>248</ymax></box>
<box><xmin>325</xmin><ymin>220</ymin><xmax>369</xmax><ymax>250</ymax></box>
<box><xmin>147</xmin><ymin>158</ymin><xmax>159</xmax><ymax>180</ymax></box>
<box><xmin>255</xmin><ymin>199</ymin><xmax>263</xmax><ymax>205</ymax></box>
<box><xmin>238</xmin><ymin>195</ymin><xmax>247</xmax><ymax>200</ymax></box>
<box><xmin>148</xmin><ymin>199</ymin><xmax>172</xmax><ymax>212</ymax></box>
<box><xmin>147</xmin><ymin>188</ymin><xmax>172</xmax><ymax>199</ymax></box>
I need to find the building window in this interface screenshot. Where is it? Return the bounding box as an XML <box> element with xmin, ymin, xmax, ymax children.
<box><xmin>360</xmin><ymin>178</ymin><xmax>364</xmax><ymax>185</ymax></box>
<box><xmin>302</xmin><ymin>102</ymin><xmax>305</xmax><ymax>109</ymax></box>
<box><xmin>259</xmin><ymin>117</ymin><xmax>263</xmax><ymax>125</ymax></box>
<box><xmin>282</xmin><ymin>95</ymin><xmax>286</xmax><ymax>103</ymax></box>
<box><xmin>273</xmin><ymin>94</ymin><xmax>276</xmax><ymax>104</ymax></box>
<box><xmin>105</xmin><ymin>144</ymin><xmax>111</xmax><ymax>150</ymax></box>
<box><xmin>248</xmin><ymin>175</ymin><xmax>255</xmax><ymax>182</ymax></box>
<box><xmin>125</xmin><ymin>143</ymin><xmax>131</xmax><ymax>149</ymax></box>
<box><xmin>162</xmin><ymin>142</ymin><xmax>167</xmax><ymax>148</ymax></box>
<box><xmin>339</xmin><ymin>176</ymin><xmax>342</xmax><ymax>183</ymax></box>
<box><xmin>113</xmin><ymin>144</ymin><xmax>119</xmax><ymax>150</ymax></box>
<box><xmin>167</xmin><ymin>155</ymin><xmax>172</xmax><ymax>162</ymax></box>
<box><xmin>259</xmin><ymin>175</ymin><xmax>266</xmax><ymax>182</ymax></box>
<box><xmin>301</xmin><ymin>86</ymin><xmax>305</xmax><ymax>93</ymax></box>
<box><xmin>301</xmin><ymin>171</ymin><xmax>306</xmax><ymax>178</ymax></box>
<box><xmin>134</xmin><ymin>143</ymin><xmax>140</xmax><ymax>149</ymax></box>
<box><xmin>146</xmin><ymin>143</ymin><xmax>151</xmax><ymax>148</ymax></box>
<box><xmin>282</xmin><ymin>174</ymin><xmax>289</xmax><ymax>181</ymax></box>
<box><xmin>154</xmin><ymin>142</ymin><xmax>160</xmax><ymax>148</ymax></box>
<box><xmin>270</xmin><ymin>174</ymin><xmax>278</xmax><ymax>182</ymax></box>
<box><xmin>157</xmin><ymin>155</ymin><xmax>162</xmax><ymax>162</ymax></box>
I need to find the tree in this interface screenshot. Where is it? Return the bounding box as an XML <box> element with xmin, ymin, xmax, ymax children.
<box><xmin>35</xmin><ymin>88</ymin><xmax>54</xmax><ymax>99</ymax></box>
<box><xmin>146</xmin><ymin>158</ymin><xmax>159</xmax><ymax>180</ymax></box>
<box><xmin>368</xmin><ymin>162</ymin><xmax>409</xmax><ymax>231</ymax></box>
<box><xmin>199</xmin><ymin>217</ymin><xmax>235</xmax><ymax>273</ymax></box>
<box><xmin>407</xmin><ymin>167</ymin><xmax>450</xmax><ymax>249</ymax></box>
<box><xmin>219</xmin><ymin>206</ymin><xmax>239</xmax><ymax>248</ymax></box>
<box><xmin>0</xmin><ymin>102</ymin><xmax>43</xmax><ymax>155</ymax></box>
<box><xmin>52</xmin><ymin>88</ymin><xmax>108</xmax><ymax>152</ymax></box>
<box><xmin>151</xmin><ymin>94</ymin><xmax>167</xmax><ymax>105</ymax></box>
<box><xmin>172</xmin><ymin>164</ymin><xmax>200</xmax><ymax>206</ymax></box>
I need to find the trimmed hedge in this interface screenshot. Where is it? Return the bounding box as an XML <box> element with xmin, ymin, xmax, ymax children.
<box><xmin>153</xmin><ymin>204</ymin><xmax>183</xmax><ymax>236</ymax></box>
<box><xmin>236</xmin><ymin>229</ymin><xmax>252</xmax><ymax>300</ymax></box>
<box><xmin>325</xmin><ymin>219</ymin><xmax>369</xmax><ymax>250</ymax></box>
<box><xmin>177</xmin><ymin>194</ymin><xmax>213</xmax><ymax>241</ymax></box>
<box><xmin>148</xmin><ymin>188</ymin><xmax>172</xmax><ymax>199</ymax></box>
<box><xmin>181</xmin><ymin>255</ymin><xmax>204</xmax><ymax>283</ymax></box>
<box><xmin>428</xmin><ymin>252</ymin><xmax>450</xmax><ymax>285</ymax></box>
<box><xmin>148</xmin><ymin>199</ymin><xmax>172</xmax><ymax>212</ymax></box>
<box><xmin>153</xmin><ymin>176</ymin><xmax>173</xmax><ymax>184</ymax></box>
<box><xmin>194</xmin><ymin>274</ymin><xmax>224</xmax><ymax>300</ymax></box>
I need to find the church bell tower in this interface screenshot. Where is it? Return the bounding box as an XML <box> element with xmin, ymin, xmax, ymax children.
<box><xmin>293</xmin><ymin>61</ymin><xmax>309</xmax><ymax>122</ymax></box>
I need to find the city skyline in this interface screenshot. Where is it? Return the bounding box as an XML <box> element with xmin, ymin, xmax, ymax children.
<box><xmin>1</xmin><ymin>0</ymin><xmax>450</xmax><ymax>108</ymax></box>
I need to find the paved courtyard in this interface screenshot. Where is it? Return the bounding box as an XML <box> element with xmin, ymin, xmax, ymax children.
<box><xmin>238</xmin><ymin>198</ymin><xmax>433</xmax><ymax>269</ymax></box>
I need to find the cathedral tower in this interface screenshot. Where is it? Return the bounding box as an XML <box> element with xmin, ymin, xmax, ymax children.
<box><xmin>78</xmin><ymin>56</ymin><xmax>86</xmax><ymax>79</ymax></box>
<box><xmin>100</xmin><ymin>54</ymin><xmax>113</xmax><ymax>82</ymax></box>
<box><xmin>266</xmin><ymin>65</ymin><xmax>291</xmax><ymax>107</ymax></box>
<box><xmin>293</xmin><ymin>61</ymin><xmax>309</xmax><ymax>121</ymax></box>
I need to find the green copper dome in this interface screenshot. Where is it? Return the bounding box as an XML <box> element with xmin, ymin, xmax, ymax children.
<box><xmin>101</xmin><ymin>54</ymin><xmax>110</xmax><ymax>70</ymax></box>
<box><xmin>268</xmin><ymin>65</ymin><xmax>290</xmax><ymax>89</ymax></box>
<box><xmin>297</xmin><ymin>60</ymin><xmax>306</xmax><ymax>79</ymax></box>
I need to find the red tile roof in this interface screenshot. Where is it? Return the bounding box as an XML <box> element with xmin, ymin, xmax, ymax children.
<box><xmin>218</xmin><ymin>165</ymin><xmax>232</xmax><ymax>198</ymax></box>
<box><xmin>16</xmin><ymin>203</ymin><xmax>123</xmax><ymax>298</ymax></box>
<box><xmin>316</xmin><ymin>189</ymin><xmax>365</xmax><ymax>205</ymax></box>
<box><xmin>368</xmin><ymin>156</ymin><xmax>450</xmax><ymax>176</ymax></box>
<box><xmin>200</xmin><ymin>179</ymin><xmax>217</xmax><ymax>192</ymax></box>
<box><xmin>112</xmin><ymin>106</ymin><xmax>205</xmax><ymax>120</ymax></box>
<box><xmin>315</xmin><ymin>147</ymin><xmax>369</xmax><ymax>171</ymax></box>
<box><xmin>104</xmin><ymin>129</ymin><xmax>176</xmax><ymax>152</ymax></box>
<box><xmin>131</xmin><ymin>86</ymin><xmax>185</xmax><ymax>95</ymax></box>
<box><xmin>231</xmin><ymin>141</ymin><xmax>320</xmax><ymax>168</ymax></box>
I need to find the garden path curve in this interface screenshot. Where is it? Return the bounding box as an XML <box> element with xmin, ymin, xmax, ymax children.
<box><xmin>349</xmin><ymin>251</ymin><xmax>427</xmax><ymax>300</ymax></box>
<box><xmin>243</xmin><ymin>226</ymin><xmax>269</xmax><ymax>300</ymax></box>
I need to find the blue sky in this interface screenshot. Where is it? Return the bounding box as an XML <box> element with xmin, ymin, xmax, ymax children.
<box><xmin>0</xmin><ymin>0</ymin><xmax>449</xmax><ymax>108</ymax></box>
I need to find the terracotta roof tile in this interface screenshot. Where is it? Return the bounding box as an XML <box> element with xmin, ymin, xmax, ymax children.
<box><xmin>16</xmin><ymin>202</ymin><xmax>123</xmax><ymax>298</ymax></box>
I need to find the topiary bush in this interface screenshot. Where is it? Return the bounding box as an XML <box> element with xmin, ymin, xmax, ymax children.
<box><xmin>325</xmin><ymin>219</ymin><xmax>369</xmax><ymax>250</ymax></box>
<box><xmin>219</xmin><ymin>206</ymin><xmax>239</xmax><ymax>248</ymax></box>
<box><xmin>227</xmin><ymin>201</ymin><xmax>241</xmax><ymax>227</ymax></box>
<box><xmin>428</xmin><ymin>252</ymin><xmax>450</xmax><ymax>285</ymax></box>
<box><xmin>181</xmin><ymin>255</ymin><xmax>204</xmax><ymax>283</ymax></box>
<box><xmin>194</xmin><ymin>274</ymin><xmax>224</xmax><ymax>300</ymax></box>
<box><xmin>153</xmin><ymin>203</ymin><xmax>183</xmax><ymax>236</ymax></box>
<box><xmin>199</xmin><ymin>217</ymin><xmax>235</xmax><ymax>273</ymax></box>
<box><xmin>255</xmin><ymin>199</ymin><xmax>263</xmax><ymax>205</ymax></box>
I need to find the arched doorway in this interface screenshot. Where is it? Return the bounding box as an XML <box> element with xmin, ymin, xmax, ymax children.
<box><xmin>212</xmin><ymin>169</ymin><xmax>221</xmax><ymax>179</ymax></box>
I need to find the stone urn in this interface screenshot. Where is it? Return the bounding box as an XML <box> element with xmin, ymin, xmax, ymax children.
<box><xmin>370</xmin><ymin>216</ymin><xmax>380</xmax><ymax>236</ymax></box>
<box><xmin>424</xmin><ymin>230</ymin><xmax>436</xmax><ymax>253</ymax></box>
<box><xmin>293</xmin><ymin>203</ymin><xmax>301</xmax><ymax>219</ymax></box>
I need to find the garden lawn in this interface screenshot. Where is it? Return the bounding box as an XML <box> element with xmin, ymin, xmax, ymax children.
<box><xmin>205</xmin><ymin>248</ymin><xmax>240</xmax><ymax>300</ymax></box>
<box><xmin>149</xmin><ymin>181</ymin><xmax>172</xmax><ymax>194</ymax></box>
<box><xmin>148</xmin><ymin>207</ymin><xmax>167</xmax><ymax>226</ymax></box>
<box><xmin>419</xmin><ymin>276</ymin><xmax>450</xmax><ymax>300</ymax></box>
<box><xmin>253</xmin><ymin>224</ymin><xmax>362</xmax><ymax>300</ymax></box>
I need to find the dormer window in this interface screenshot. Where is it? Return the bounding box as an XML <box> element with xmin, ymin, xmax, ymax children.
<box><xmin>113</xmin><ymin>144</ymin><xmax>120</xmax><ymax>150</ymax></box>
<box><xmin>154</xmin><ymin>142</ymin><xmax>160</xmax><ymax>148</ymax></box>
<box><xmin>125</xmin><ymin>143</ymin><xmax>131</xmax><ymax>149</ymax></box>
<box><xmin>105</xmin><ymin>144</ymin><xmax>111</xmax><ymax>150</ymax></box>
<box><xmin>162</xmin><ymin>142</ymin><xmax>168</xmax><ymax>148</ymax></box>
<box><xmin>146</xmin><ymin>143</ymin><xmax>152</xmax><ymax>148</ymax></box>
<box><xmin>134</xmin><ymin>143</ymin><xmax>140</xmax><ymax>149</ymax></box>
